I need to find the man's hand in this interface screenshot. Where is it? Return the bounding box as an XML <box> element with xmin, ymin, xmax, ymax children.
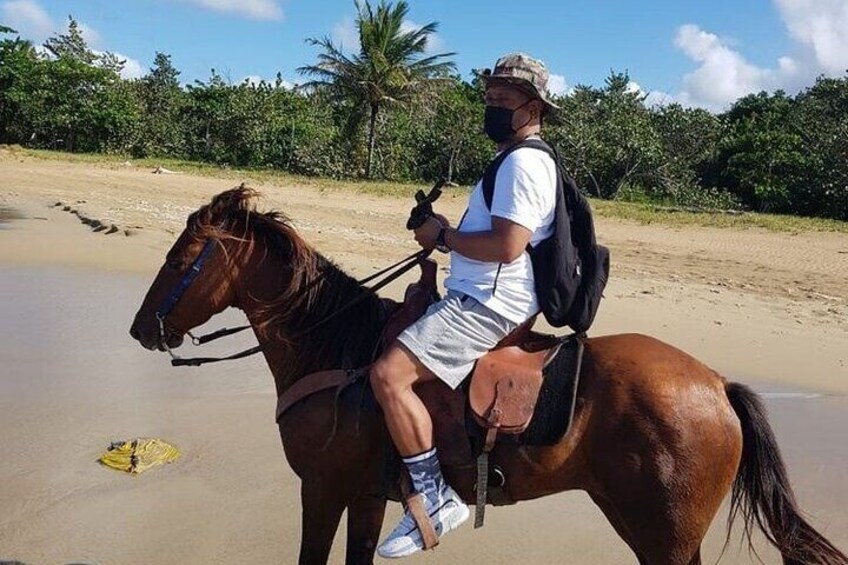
<box><xmin>432</xmin><ymin>213</ymin><xmax>450</xmax><ymax>228</ymax></box>
<box><xmin>413</xmin><ymin>216</ymin><xmax>445</xmax><ymax>250</ymax></box>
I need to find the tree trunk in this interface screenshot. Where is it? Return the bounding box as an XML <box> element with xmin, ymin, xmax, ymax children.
<box><xmin>204</xmin><ymin>119</ymin><xmax>212</xmax><ymax>156</ymax></box>
<box><xmin>582</xmin><ymin>164</ymin><xmax>602</xmax><ymax>198</ymax></box>
<box><xmin>447</xmin><ymin>145</ymin><xmax>456</xmax><ymax>184</ymax></box>
<box><xmin>613</xmin><ymin>161</ymin><xmax>640</xmax><ymax>199</ymax></box>
<box><xmin>366</xmin><ymin>103</ymin><xmax>378</xmax><ymax>179</ymax></box>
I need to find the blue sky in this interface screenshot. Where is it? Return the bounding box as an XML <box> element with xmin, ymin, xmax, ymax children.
<box><xmin>3</xmin><ymin>0</ymin><xmax>847</xmax><ymax>111</ymax></box>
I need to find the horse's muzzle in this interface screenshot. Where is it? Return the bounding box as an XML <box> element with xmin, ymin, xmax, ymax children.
<box><xmin>159</xmin><ymin>332</ymin><xmax>184</xmax><ymax>352</ymax></box>
<box><xmin>129</xmin><ymin>320</ymin><xmax>156</xmax><ymax>350</ymax></box>
<box><xmin>129</xmin><ymin>317</ymin><xmax>183</xmax><ymax>352</ymax></box>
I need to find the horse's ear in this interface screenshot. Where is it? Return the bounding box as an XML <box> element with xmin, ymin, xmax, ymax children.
<box><xmin>222</xmin><ymin>185</ymin><xmax>259</xmax><ymax>214</ymax></box>
<box><xmin>204</xmin><ymin>187</ymin><xmax>248</xmax><ymax>221</ymax></box>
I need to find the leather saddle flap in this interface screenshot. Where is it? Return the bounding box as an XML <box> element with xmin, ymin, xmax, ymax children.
<box><xmin>381</xmin><ymin>258</ymin><xmax>439</xmax><ymax>346</ymax></box>
<box><xmin>468</xmin><ymin>345</ymin><xmax>552</xmax><ymax>434</ymax></box>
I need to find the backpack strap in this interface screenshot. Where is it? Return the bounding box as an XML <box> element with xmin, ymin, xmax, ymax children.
<box><xmin>481</xmin><ymin>138</ymin><xmax>562</xmax><ymax>259</ymax></box>
<box><xmin>481</xmin><ymin>137</ymin><xmax>560</xmax><ymax>212</ymax></box>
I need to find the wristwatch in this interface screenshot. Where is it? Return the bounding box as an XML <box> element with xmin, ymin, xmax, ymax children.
<box><xmin>435</xmin><ymin>227</ymin><xmax>450</xmax><ymax>253</ymax></box>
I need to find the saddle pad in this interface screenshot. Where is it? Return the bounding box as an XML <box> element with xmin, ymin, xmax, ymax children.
<box><xmin>518</xmin><ymin>337</ymin><xmax>583</xmax><ymax>446</ymax></box>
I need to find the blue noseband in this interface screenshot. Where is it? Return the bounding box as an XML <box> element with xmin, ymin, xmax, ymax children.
<box><xmin>156</xmin><ymin>239</ymin><xmax>216</xmax><ymax>321</ymax></box>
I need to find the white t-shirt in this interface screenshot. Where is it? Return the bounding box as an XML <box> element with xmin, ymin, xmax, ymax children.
<box><xmin>444</xmin><ymin>144</ymin><xmax>556</xmax><ymax>324</ymax></box>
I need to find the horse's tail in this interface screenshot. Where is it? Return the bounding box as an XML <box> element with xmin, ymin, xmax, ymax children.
<box><xmin>725</xmin><ymin>381</ymin><xmax>847</xmax><ymax>565</ymax></box>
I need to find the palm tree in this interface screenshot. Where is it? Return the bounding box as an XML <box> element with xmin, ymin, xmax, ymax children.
<box><xmin>298</xmin><ymin>0</ymin><xmax>455</xmax><ymax>178</ymax></box>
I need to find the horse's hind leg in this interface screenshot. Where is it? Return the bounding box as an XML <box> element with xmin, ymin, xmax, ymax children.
<box><xmin>593</xmin><ymin>487</ymin><xmax>705</xmax><ymax>565</ymax></box>
<box><xmin>591</xmin><ymin>447</ymin><xmax>729</xmax><ymax>565</ymax></box>
<box><xmin>590</xmin><ymin>493</ymin><xmax>650</xmax><ymax>564</ymax></box>
<box><xmin>299</xmin><ymin>480</ymin><xmax>346</xmax><ymax>565</ymax></box>
<box><xmin>587</xmin><ymin>411</ymin><xmax>735</xmax><ymax>565</ymax></box>
<box><xmin>344</xmin><ymin>494</ymin><xmax>387</xmax><ymax>565</ymax></box>
<box><xmin>590</xmin><ymin>452</ymin><xmax>726</xmax><ymax>565</ymax></box>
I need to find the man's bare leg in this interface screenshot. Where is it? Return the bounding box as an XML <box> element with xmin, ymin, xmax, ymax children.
<box><xmin>370</xmin><ymin>341</ymin><xmax>470</xmax><ymax>558</ymax></box>
<box><xmin>370</xmin><ymin>341</ymin><xmax>436</xmax><ymax>455</ymax></box>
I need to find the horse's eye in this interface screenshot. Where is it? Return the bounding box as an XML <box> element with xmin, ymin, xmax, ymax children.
<box><xmin>166</xmin><ymin>257</ymin><xmax>184</xmax><ymax>270</ymax></box>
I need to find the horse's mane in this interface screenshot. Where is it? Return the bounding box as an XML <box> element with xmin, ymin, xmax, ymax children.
<box><xmin>186</xmin><ymin>184</ymin><xmax>387</xmax><ymax>370</ymax></box>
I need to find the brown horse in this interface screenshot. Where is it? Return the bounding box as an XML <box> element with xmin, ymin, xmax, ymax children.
<box><xmin>129</xmin><ymin>187</ymin><xmax>846</xmax><ymax>565</ymax></box>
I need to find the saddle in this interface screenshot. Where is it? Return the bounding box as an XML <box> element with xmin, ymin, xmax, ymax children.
<box><xmin>378</xmin><ymin>259</ymin><xmax>583</xmax><ymax>526</ymax></box>
<box><xmin>380</xmin><ymin>258</ymin><xmax>569</xmax><ymax>438</ymax></box>
<box><xmin>275</xmin><ymin>258</ymin><xmax>584</xmax><ymax>528</ymax></box>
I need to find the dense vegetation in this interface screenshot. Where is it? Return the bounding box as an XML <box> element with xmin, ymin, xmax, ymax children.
<box><xmin>1</xmin><ymin>8</ymin><xmax>846</xmax><ymax>220</ymax></box>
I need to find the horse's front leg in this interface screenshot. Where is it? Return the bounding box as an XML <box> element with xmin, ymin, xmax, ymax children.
<box><xmin>345</xmin><ymin>493</ymin><xmax>387</xmax><ymax>565</ymax></box>
<box><xmin>299</xmin><ymin>479</ymin><xmax>346</xmax><ymax>565</ymax></box>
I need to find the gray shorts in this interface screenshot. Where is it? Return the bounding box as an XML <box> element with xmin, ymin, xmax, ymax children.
<box><xmin>397</xmin><ymin>291</ymin><xmax>518</xmax><ymax>389</ymax></box>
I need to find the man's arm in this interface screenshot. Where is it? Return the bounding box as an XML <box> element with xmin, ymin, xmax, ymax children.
<box><xmin>414</xmin><ymin>216</ymin><xmax>532</xmax><ymax>263</ymax></box>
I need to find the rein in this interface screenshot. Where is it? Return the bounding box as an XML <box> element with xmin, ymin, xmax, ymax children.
<box><xmin>157</xmin><ymin>246</ymin><xmax>431</xmax><ymax>367</ymax></box>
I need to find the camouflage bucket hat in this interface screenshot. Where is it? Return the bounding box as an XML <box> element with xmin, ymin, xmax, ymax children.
<box><xmin>479</xmin><ymin>52</ymin><xmax>560</xmax><ymax>110</ymax></box>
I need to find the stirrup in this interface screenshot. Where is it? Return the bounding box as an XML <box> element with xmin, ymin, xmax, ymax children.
<box><xmin>405</xmin><ymin>493</ymin><xmax>439</xmax><ymax>550</ymax></box>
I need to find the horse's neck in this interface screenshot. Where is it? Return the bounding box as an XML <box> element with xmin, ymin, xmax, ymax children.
<box><xmin>237</xmin><ymin>250</ymin><xmax>386</xmax><ymax>395</ymax></box>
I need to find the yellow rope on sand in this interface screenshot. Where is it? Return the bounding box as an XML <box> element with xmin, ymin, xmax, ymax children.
<box><xmin>99</xmin><ymin>438</ymin><xmax>181</xmax><ymax>474</ymax></box>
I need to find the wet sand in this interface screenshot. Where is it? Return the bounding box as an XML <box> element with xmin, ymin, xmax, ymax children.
<box><xmin>0</xmin><ymin>266</ymin><xmax>846</xmax><ymax>564</ymax></box>
<box><xmin>1</xmin><ymin>152</ymin><xmax>847</xmax><ymax>563</ymax></box>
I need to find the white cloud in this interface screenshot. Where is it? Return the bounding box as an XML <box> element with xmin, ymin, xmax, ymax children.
<box><xmin>175</xmin><ymin>0</ymin><xmax>282</xmax><ymax>21</ymax></box>
<box><xmin>671</xmin><ymin>0</ymin><xmax>848</xmax><ymax>112</ymax></box>
<box><xmin>547</xmin><ymin>73</ymin><xmax>572</xmax><ymax>96</ymax></box>
<box><xmin>330</xmin><ymin>17</ymin><xmax>447</xmax><ymax>55</ymax></box>
<box><xmin>625</xmin><ymin>80</ymin><xmax>677</xmax><ymax>107</ymax></box>
<box><xmin>2</xmin><ymin>0</ymin><xmax>54</xmax><ymax>40</ymax></box>
<box><xmin>2</xmin><ymin>1</ymin><xmax>101</xmax><ymax>48</ymax></box>
<box><xmin>775</xmin><ymin>0</ymin><xmax>848</xmax><ymax>75</ymax></box>
<box><xmin>86</xmin><ymin>49</ymin><xmax>145</xmax><ymax>79</ymax></box>
<box><xmin>643</xmin><ymin>90</ymin><xmax>675</xmax><ymax>107</ymax></box>
<box><xmin>78</xmin><ymin>21</ymin><xmax>101</xmax><ymax>47</ymax></box>
<box><xmin>2</xmin><ymin>0</ymin><xmax>146</xmax><ymax>79</ymax></box>
<box><xmin>626</xmin><ymin>80</ymin><xmax>643</xmax><ymax>95</ymax></box>
<box><xmin>673</xmin><ymin>24</ymin><xmax>803</xmax><ymax>111</ymax></box>
<box><xmin>114</xmin><ymin>52</ymin><xmax>144</xmax><ymax>79</ymax></box>
<box><xmin>620</xmin><ymin>79</ymin><xmax>674</xmax><ymax>108</ymax></box>
<box><xmin>331</xmin><ymin>17</ymin><xmax>358</xmax><ymax>51</ymax></box>
<box><xmin>401</xmin><ymin>19</ymin><xmax>445</xmax><ymax>54</ymax></box>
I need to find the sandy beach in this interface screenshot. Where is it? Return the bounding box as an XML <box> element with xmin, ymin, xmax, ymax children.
<box><xmin>1</xmin><ymin>150</ymin><xmax>847</xmax><ymax>564</ymax></box>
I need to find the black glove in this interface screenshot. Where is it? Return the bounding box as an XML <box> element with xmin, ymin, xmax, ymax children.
<box><xmin>406</xmin><ymin>180</ymin><xmax>445</xmax><ymax>230</ymax></box>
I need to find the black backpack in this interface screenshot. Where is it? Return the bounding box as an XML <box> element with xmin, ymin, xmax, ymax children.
<box><xmin>481</xmin><ymin>138</ymin><xmax>610</xmax><ymax>333</ymax></box>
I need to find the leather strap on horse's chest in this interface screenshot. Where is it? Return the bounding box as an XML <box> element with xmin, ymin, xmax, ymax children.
<box><xmin>275</xmin><ymin>368</ymin><xmax>366</xmax><ymax>422</ymax></box>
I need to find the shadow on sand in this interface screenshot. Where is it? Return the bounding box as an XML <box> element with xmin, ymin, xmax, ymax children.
<box><xmin>0</xmin><ymin>207</ymin><xmax>24</xmax><ymax>224</ymax></box>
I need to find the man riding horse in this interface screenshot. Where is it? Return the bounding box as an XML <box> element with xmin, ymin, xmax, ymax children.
<box><xmin>130</xmin><ymin>75</ymin><xmax>847</xmax><ymax>561</ymax></box>
<box><xmin>370</xmin><ymin>52</ymin><xmax>561</xmax><ymax>558</ymax></box>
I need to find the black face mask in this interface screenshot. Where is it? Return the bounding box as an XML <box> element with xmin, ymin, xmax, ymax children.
<box><xmin>483</xmin><ymin>100</ymin><xmax>532</xmax><ymax>143</ymax></box>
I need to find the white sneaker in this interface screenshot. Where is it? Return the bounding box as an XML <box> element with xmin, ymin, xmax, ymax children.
<box><xmin>377</xmin><ymin>484</ymin><xmax>470</xmax><ymax>559</ymax></box>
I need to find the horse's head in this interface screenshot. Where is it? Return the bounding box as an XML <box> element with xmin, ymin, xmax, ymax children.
<box><xmin>130</xmin><ymin>184</ymin><xmax>314</xmax><ymax>354</ymax></box>
<box><xmin>128</xmin><ymin>189</ymin><xmax>246</xmax><ymax>351</ymax></box>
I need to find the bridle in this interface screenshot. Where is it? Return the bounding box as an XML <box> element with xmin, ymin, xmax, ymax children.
<box><xmin>153</xmin><ymin>237</ymin><xmax>430</xmax><ymax>367</ymax></box>
<box><xmin>154</xmin><ymin>239</ymin><xmax>217</xmax><ymax>361</ymax></box>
